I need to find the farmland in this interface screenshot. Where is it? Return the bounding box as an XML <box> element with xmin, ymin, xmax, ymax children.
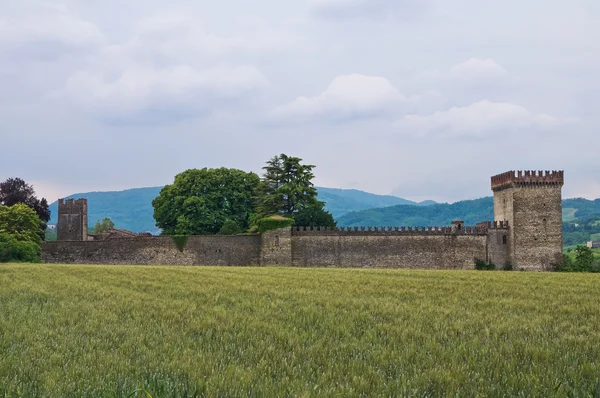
<box><xmin>1</xmin><ymin>265</ymin><xmax>600</xmax><ymax>397</ymax></box>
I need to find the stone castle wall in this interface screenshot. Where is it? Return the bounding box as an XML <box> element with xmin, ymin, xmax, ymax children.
<box><xmin>43</xmin><ymin>226</ymin><xmax>509</xmax><ymax>269</ymax></box>
<box><xmin>44</xmin><ymin>169</ymin><xmax>561</xmax><ymax>271</ymax></box>
<box><xmin>43</xmin><ymin>235</ymin><xmax>262</xmax><ymax>266</ymax></box>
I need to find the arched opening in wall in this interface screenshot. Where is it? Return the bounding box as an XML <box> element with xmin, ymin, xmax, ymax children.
<box><xmin>275</xmin><ymin>235</ymin><xmax>280</xmax><ymax>247</ymax></box>
<box><xmin>503</xmin><ymin>235</ymin><xmax>507</xmax><ymax>245</ymax></box>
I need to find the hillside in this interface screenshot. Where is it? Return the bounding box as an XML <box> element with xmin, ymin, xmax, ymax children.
<box><xmin>337</xmin><ymin>197</ymin><xmax>495</xmax><ymax>227</ymax></box>
<box><xmin>49</xmin><ymin>187</ymin><xmax>163</xmax><ymax>233</ymax></box>
<box><xmin>316</xmin><ymin>187</ymin><xmax>434</xmax><ymax>218</ymax></box>
<box><xmin>49</xmin><ymin>186</ymin><xmax>432</xmax><ymax>233</ymax></box>
<box><xmin>337</xmin><ymin>197</ymin><xmax>600</xmax><ymax>246</ymax></box>
<box><xmin>48</xmin><ymin>186</ymin><xmax>600</xmax><ymax>246</ymax></box>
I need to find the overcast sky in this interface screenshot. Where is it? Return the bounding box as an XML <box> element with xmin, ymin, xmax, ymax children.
<box><xmin>1</xmin><ymin>0</ymin><xmax>598</xmax><ymax>203</ymax></box>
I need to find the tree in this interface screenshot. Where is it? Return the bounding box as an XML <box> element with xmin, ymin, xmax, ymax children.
<box><xmin>257</xmin><ymin>154</ymin><xmax>335</xmax><ymax>227</ymax></box>
<box><xmin>0</xmin><ymin>178</ymin><xmax>50</xmax><ymax>240</ymax></box>
<box><xmin>218</xmin><ymin>220</ymin><xmax>242</xmax><ymax>235</ymax></box>
<box><xmin>0</xmin><ymin>204</ymin><xmax>44</xmax><ymax>244</ymax></box>
<box><xmin>574</xmin><ymin>245</ymin><xmax>594</xmax><ymax>272</ymax></box>
<box><xmin>152</xmin><ymin>168</ymin><xmax>260</xmax><ymax>235</ymax></box>
<box><xmin>293</xmin><ymin>204</ymin><xmax>336</xmax><ymax>228</ymax></box>
<box><xmin>93</xmin><ymin>218</ymin><xmax>115</xmax><ymax>234</ymax></box>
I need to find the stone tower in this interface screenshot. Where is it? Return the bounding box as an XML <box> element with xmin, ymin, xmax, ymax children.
<box><xmin>57</xmin><ymin>198</ymin><xmax>88</xmax><ymax>241</ymax></box>
<box><xmin>491</xmin><ymin>170</ymin><xmax>564</xmax><ymax>271</ymax></box>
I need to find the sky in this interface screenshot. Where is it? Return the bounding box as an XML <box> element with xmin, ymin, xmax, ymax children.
<box><xmin>1</xmin><ymin>0</ymin><xmax>599</xmax><ymax>203</ymax></box>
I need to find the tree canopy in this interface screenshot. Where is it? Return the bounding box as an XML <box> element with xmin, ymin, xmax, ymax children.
<box><xmin>152</xmin><ymin>168</ymin><xmax>260</xmax><ymax>235</ymax></box>
<box><xmin>0</xmin><ymin>178</ymin><xmax>50</xmax><ymax>240</ymax></box>
<box><xmin>93</xmin><ymin>218</ymin><xmax>115</xmax><ymax>234</ymax></box>
<box><xmin>0</xmin><ymin>204</ymin><xmax>44</xmax><ymax>244</ymax></box>
<box><xmin>257</xmin><ymin>154</ymin><xmax>335</xmax><ymax>228</ymax></box>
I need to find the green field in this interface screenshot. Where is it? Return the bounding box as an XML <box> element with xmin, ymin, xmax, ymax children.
<box><xmin>2</xmin><ymin>265</ymin><xmax>600</xmax><ymax>397</ymax></box>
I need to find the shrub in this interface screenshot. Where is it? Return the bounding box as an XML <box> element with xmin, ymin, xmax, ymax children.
<box><xmin>0</xmin><ymin>233</ymin><xmax>41</xmax><ymax>263</ymax></box>
<box><xmin>474</xmin><ymin>258</ymin><xmax>496</xmax><ymax>271</ymax></box>
<box><xmin>503</xmin><ymin>263</ymin><xmax>513</xmax><ymax>271</ymax></box>
<box><xmin>557</xmin><ymin>246</ymin><xmax>597</xmax><ymax>272</ymax></box>
<box><xmin>218</xmin><ymin>220</ymin><xmax>242</xmax><ymax>235</ymax></box>
<box><xmin>256</xmin><ymin>216</ymin><xmax>294</xmax><ymax>234</ymax></box>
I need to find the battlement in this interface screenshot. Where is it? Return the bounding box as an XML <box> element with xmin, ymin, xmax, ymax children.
<box><xmin>476</xmin><ymin>221</ymin><xmax>509</xmax><ymax>230</ymax></box>
<box><xmin>491</xmin><ymin>170</ymin><xmax>564</xmax><ymax>191</ymax></box>
<box><xmin>58</xmin><ymin>198</ymin><xmax>88</xmax><ymax>207</ymax></box>
<box><xmin>292</xmin><ymin>225</ymin><xmax>489</xmax><ymax>236</ymax></box>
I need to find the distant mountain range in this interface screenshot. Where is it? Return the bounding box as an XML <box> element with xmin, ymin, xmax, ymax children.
<box><xmin>48</xmin><ymin>186</ymin><xmax>436</xmax><ymax>233</ymax></box>
<box><xmin>48</xmin><ymin>186</ymin><xmax>600</xmax><ymax>245</ymax></box>
<box><xmin>337</xmin><ymin>197</ymin><xmax>600</xmax><ymax>227</ymax></box>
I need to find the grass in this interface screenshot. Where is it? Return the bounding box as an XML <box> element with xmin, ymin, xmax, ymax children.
<box><xmin>562</xmin><ymin>207</ymin><xmax>578</xmax><ymax>222</ymax></box>
<box><xmin>2</xmin><ymin>265</ymin><xmax>600</xmax><ymax>397</ymax></box>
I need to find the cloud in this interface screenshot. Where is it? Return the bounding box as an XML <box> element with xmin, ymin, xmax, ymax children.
<box><xmin>311</xmin><ymin>0</ymin><xmax>426</xmax><ymax>19</ymax></box>
<box><xmin>419</xmin><ymin>58</ymin><xmax>508</xmax><ymax>82</ymax></box>
<box><xmin>396</xmin><ymin>100</ymin><xmax>567</xmax><ymax>137</ymax></box>
<box><xmin>269</xmin><ymin>74</ymin><xmax>406</xmax><ymax>124</ymax></box>
<box><xmin>53</xmin><ymin>64</ymin><xmax>268</xmax><ymax>121</ymax></box>
<box><xmin>0</xmin><ymin>5</ymin><xmax>104</xmax><ymax>56</ymax></box>
<box><xmin>450</xmin><ymin>58</ymin><xmax>508</xmax><ymax>80</ymax></box>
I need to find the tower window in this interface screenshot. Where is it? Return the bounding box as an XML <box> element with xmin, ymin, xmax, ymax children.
<box><xmin>502</xmin><ymin>235</ymin><xmax>507</xmax><ymax>245</ymax></box>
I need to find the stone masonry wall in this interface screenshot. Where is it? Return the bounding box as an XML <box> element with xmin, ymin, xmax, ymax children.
<box><xmin>43</xmin><ymin>235</ymin><xmax>261</xmax><ymax>266</ymax></box>
<box><xmin>486</xmin><ymin>229</ymin><xmax>510</xmax><ymax>268</ymax></box>
<box><xmin>511</xmin><ymin>186</ymin><xmax>563</xmax><ymax>270</ymax></box>
<box><xmin>290</xmin><ymin>231</ymin><xmax>490</xmax><ymax>269</ymax></box>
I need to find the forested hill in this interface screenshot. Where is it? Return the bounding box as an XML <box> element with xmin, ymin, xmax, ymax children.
<box><xmin>337</xmin><ymin>197</ymin><xmax>600</xmax><ymax>227</ymax></box>
<box><xmin>49</xmin><ymin>187</ymin><xmax>163</xmax><ymax>234</ymax></box>
<box><xmin>337</xmin><ymin>197</ymin><xmax>600</xmax><ymax>246</ymax></box>
<box><xmin>337</xmin><ymin>197</ymin><xmax>495</xmax><ymax>227</ymax></box>
<box><xmin>48</xmin><ymin>186</ymin><xmax>434</xmax><ymax>233</ymax></box>
<box><xmin>316</xmin><ymin>187</ymin><xmax>434</xmax><ymax>217</ymax></box>
<box><xmin>47</xmin><ymin>186</ymin><xmax>600</xmax><ymax>245</ymax></box>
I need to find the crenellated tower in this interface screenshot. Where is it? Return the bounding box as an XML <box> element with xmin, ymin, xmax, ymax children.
<box><xmin>57</xmin><ymin>198</ymin><xmax>88</xmax><ymax>241</ymax></box>
<box><xmin>491</xmin><ymin>170</ymin><xmax>564</xmax><ymax>270</ymax></box>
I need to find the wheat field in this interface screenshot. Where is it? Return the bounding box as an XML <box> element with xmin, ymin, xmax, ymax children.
<box><xmin>1</xmin><ymin>264</ymin><xmax>599</xmax><ymax>397</ymax></box>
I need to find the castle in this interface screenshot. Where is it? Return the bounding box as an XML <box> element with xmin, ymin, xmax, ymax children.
<box><xmin>42</xmin><ymin>170</ymin><xmax>564</xmax><ymax>271</ymax></box>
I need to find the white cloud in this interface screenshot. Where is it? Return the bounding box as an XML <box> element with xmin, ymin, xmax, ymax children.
<box><xmin>450</xmin><ymin>58</ymin><xmax>508</xmax><ymax>80</ymax></box>
<box><xmin>396</xmin><ymin>100</ymin><xmax>566</xmax><ymax>137</ymax></box>
<box><xmin>419</xmin><ymin>58</ymin><xmax>508</xmax><ymax>82</ymax></box>
<box><xmin>269</xmin><ymin>74</ymin><xmax>406</xmax><ymax>123</ymax></box>
<box><xmin>0</xmin><ymin>5</ymin><xmax>103</xmax><ymax>53</ymax></box>
<box><xmin>53</xmin><ymin>64</ymin><xmax>268</xmax><ymax>119</ymax></box>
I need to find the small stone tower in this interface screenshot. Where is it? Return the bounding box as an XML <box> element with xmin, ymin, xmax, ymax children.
<box><xmin>57</xmin><ymin>198</ymin><xmax>88</xmax><ymax>241</ymax></box>
<box><xmin>491</xmin><ymin>170</ymin><xmax>564</xmax><ymax>271</ymax></box>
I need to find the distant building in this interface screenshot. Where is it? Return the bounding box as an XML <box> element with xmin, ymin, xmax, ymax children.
<box><xmin>88</xmin><ymin>229</ymin><xmax>153</xmax><ymax>241</ymax></box>
<box><xmin>587</xmin><ymin>241</ymin><xmax>600</xmax><ymax>249</ymax></box>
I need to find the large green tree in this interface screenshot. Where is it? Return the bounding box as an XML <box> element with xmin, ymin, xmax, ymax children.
<box><xmin>0</xmin><ymin>178</ymin><xmax>50</xmax><ymax>240</ymax></box>
<box><xmin>152</xmin><ymin>168</ymin><xmax>260</xmax><ymax>235</ymax></box>
<box><xmin>0</xmin><ymin>204</ymin><xmax>44</xmax><ymax>244</ymax></box>
<box><xmin>257</xmin><ymin>154</ymin><xmax>335</xmax><ymax>227</ymax></box>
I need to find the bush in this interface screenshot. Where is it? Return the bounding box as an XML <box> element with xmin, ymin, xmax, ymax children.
<box><xmin>503</xmin><ymin>263</ymin><xmax>513</xmax><ymax>271</ymax></box>
<box><xmin>256</xmin><ymin>216</ymin><xmax>294</xmax><ymax>234</ymax></box>
<box><xmin>218</xmin><ymin>220</ymin><xmax>242</xmax><ymax>235</ymax></box>
<box><xmin>0</xmin><ymin>233</ymin><xmax>41</xmax><ymax>263</ymax></box>
<box><xmin>557</xmin><ymin>246</ymin><xmax>598</xmax><ymax>272</ymax></box>
<box><xmin>474</xmin><ymin>258</ymin><xmax>496</xmax><ymax>270</ymax></box>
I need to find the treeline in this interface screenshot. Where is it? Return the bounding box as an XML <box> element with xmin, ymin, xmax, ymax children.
<box><xmin>0</xmin><ymin>178</ymin><xmax>50</xmax><ymax>263</ymax></box>
<box><xmin>152</xmin><ymin>154</ymin><xmax>336</xmax><ymax>236</ymax></box>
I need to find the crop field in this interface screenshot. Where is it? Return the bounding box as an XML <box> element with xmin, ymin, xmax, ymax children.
<box><xmin>1</xmin><ymin>265</ymin><xmax>600</xmax><ymax>397</ymax></box>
